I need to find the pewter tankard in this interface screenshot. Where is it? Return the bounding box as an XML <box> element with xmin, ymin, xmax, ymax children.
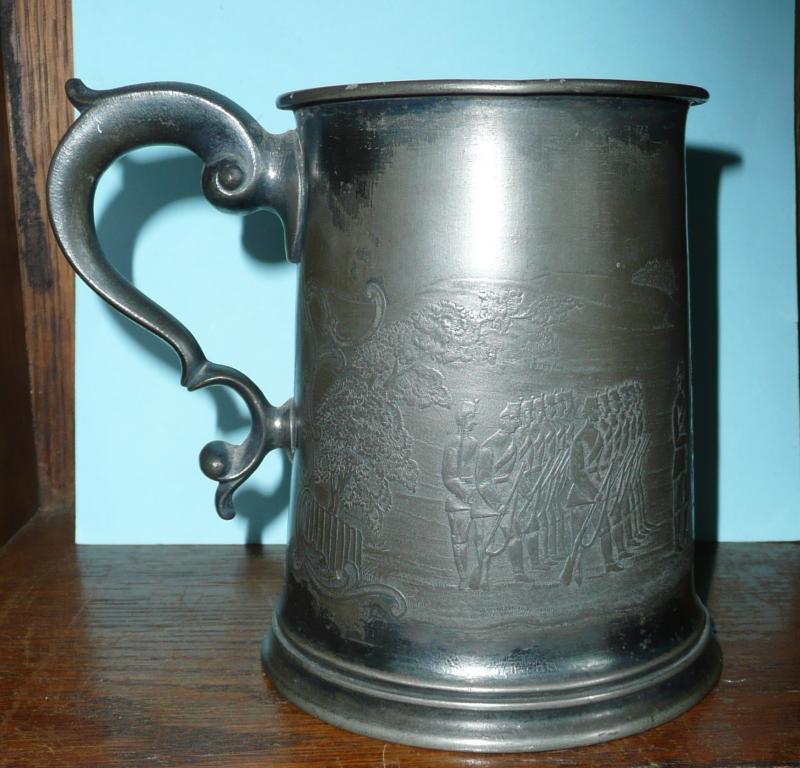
<box><xmin>48</xmin><ymin>78</ymin><xmax>721</xmax><ymax>751</ymax></box>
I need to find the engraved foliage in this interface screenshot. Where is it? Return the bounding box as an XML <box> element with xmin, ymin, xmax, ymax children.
<box><xmin>308</xmin><ymin>286</ymin><xmax>581</xmax><ymax>542</ymax></box>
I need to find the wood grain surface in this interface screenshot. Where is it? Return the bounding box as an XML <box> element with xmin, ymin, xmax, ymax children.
<box><xmin>0</xmin><ymin>509</ymin><xmax>797</xmax><ymax>767</ymax></box>
<box><xmin>0</xmin><ymin>0</ymin><xmax>74</xmax><ymax>527</ymax></box>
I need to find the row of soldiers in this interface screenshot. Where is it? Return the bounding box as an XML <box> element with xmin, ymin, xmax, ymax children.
<box><xmin>442</xmin><ymin>380</ymin><xmax>652</xmax><ymax>589</ymax></box>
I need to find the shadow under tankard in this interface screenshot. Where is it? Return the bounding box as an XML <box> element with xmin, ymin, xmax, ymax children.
<box><xmin>685</xmin><ymin>146</ymin><xmax>741</xmax><ymax>600</ymax></box>
<box><xmin>95</xmin><ymin>153</ymin><xmax>291</xmax><ymax>543</ymax></box>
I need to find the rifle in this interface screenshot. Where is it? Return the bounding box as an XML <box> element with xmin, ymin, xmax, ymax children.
<box><xmin>597</xmin><ymin>435</ymin><xmax>639</xmax><ymax>530</ymax></box>
<box><xmin>538</xmin><ymin>448</ymin><xmax>572</xmax><ymax>553</ymax></box>
<box><xmin>610</xmin><ymin>433</ymin><xmax>649</xmax><ymax>533</ymax></box>
<box><xmin>474</xmin><ymin>439</ymin><xmax>532</xmax><ymax>565</ymax></box>
<box><xmin>559</xmin><ymin>454</ymin><xmax>626</xmax><ymax>586</ymax></box>
<box><xmin>633</xmin><ymin>435</ymin><xmax>652</xmax><ymax>528</ymax></box>
<box><xmin>604</xmin><ymin>426</ymin><xmax>650</xmax><ymax>511</ymax></box>
<box><xmin>485</xmin><ymin>447</ymin><xmax>569</xmax><ymax>557</ymax></box>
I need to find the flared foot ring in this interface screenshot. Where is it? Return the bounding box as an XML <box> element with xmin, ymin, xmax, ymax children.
<box><xmin>261</xmin><ymin>615</ymin><xmax>722</xmax><ymax>753</ymax></box>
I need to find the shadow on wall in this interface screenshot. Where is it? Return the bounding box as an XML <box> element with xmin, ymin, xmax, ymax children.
<box><xmin>95</xmin><ymin>153</ymin><xmax>291</xmax><ymax>544</ymax></box>
<box><xmin>686</xmin><ymin>146</ymin><xmax>741</xmax><ymax>602</ymax></box>
<box><xmin>685</xmin><ymin>147</ymin><xmax>741</xmax><ymax>543</ymax></box>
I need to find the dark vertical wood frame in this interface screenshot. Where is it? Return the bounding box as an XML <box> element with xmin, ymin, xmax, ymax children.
<box><xmin>0</xmin><ymin>0</ymin><xmax>74</xmax><ymax>546</ymax></box>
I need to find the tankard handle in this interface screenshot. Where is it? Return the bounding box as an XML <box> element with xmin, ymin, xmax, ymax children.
<box><xmin>47</xmin><ymin>80</ymin><xmax>301</xmax><ymax>520</ymax></box>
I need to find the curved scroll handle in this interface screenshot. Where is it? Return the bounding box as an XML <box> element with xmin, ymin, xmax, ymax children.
<box><xmin>47</xmin><ymin>80</ymin><xmax>302</xmax><ymax>520</ymax></box>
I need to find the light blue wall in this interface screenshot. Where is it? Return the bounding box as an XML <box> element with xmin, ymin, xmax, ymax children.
<box><xmin>72</xmin><ymin>0</ymin><xmax>799</xmax><ymax>543</ymax></box>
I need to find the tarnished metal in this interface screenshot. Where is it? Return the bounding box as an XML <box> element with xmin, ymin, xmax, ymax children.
<box><xmin>47</xmin><ymin>78</ymin><xmax>720</xmax><ymax>752</ymax></box>
<box><xmin>276</xmin><ymin>77</ymin><xmax>709</xmax><ymax>108</ymax></box>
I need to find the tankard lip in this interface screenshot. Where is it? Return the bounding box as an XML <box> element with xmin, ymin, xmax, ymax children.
<box><xmin>276</xmin><ymin>78</ymin><xmax>709</xmax><ymax>109</ymax></box>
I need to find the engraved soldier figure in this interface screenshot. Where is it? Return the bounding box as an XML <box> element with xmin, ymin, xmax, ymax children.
<box><xmin>472</xmin><ymin>401</ymin><xmax>524</xmax><ymax>588</ymax></box>
<box><xmin>672</xmin><ymin>362</ymin><xmax>690</xmax><ymax>551</ymax></box>
<box><xmin>633</xmin><ymin>380</ymin><xmax>652</xmax><ymax>532</ymax></box>
<box><xmin>552</xmin><ymin>391</ymin><xmax>576</xmax><ymax>556</ymax></box>
<box><xmin>565</xmin><ymin>395</ymin><xmax>622</xmax><ymax>581</ymax></box>
<box><xmin>512</xmin><ymin>398</ymin><xmax>539</xmax><ymax>565</ymax></box>
<box><xmin>617</xmin><ymin>385</ymin><xmax>639</xmax><ymax>545</ymax></box>
<box><xmin>538</xmin><ymin>393</ymin><xmax>561</xmax><ymax>562</ymax></box>
<box><xmin>605</xmin><ymin>387</ymin><xmax>634</xmax><ymax>561</ymax></box>
<box><xmin>442</xmin><ymin>399</ymin><xmax>481</xmax><ymax>587</ymax></box>
<box><xmin>520</xmin><ymin>395</ymin><xmax>547</xmax><ymax>569</ymax></box>
<box><xmin>621</xmin><ymin>383</ymin><xmax>648</xmax><ymax>543</ymax></box>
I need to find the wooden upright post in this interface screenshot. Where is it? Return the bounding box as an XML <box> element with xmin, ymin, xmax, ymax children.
<box><xmin>0</xmin><ymin>0</ymin><xmax>74</xmax><ymax>545</ymax></box>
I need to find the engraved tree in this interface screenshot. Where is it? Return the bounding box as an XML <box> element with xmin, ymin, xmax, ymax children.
<box><xmin>310</xmin><ymin>288</ymin><xmax>581</xmax><ymax>539</ymax></box>
<box><xmin>312</xmin><ymin>381</ymin><xmax>419</xmax><ymax>535</ymax></box>
<box><xmin>311</xmin><ymin>308</ymin><xmax>458</xmax><ymax>538</ymax></box>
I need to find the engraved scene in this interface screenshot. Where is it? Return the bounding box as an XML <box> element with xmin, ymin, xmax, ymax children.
<box><xmin>442</xmin><ymin>380</ymin><xmax>652</xmax><ymax>592</ymax></box>
<box><xmin>291</xmin><ymin>274</ymin><xmax>686</xmax><ymax>630</ymax></box>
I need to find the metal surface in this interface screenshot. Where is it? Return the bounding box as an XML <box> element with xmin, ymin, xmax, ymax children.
<box><xmin>276</xmin><ymin>77</ymin><xmax>709</xmax><ymax>109</ymax></box>
<box><xmin>47</xmin><ymin>78</ymin><xmax>721</xmax><ymax>752</ymax></box>
<box><xmin>47</xmin><ymin>80</ymin><xmax>299</xmax><ymax>520</ymax></box>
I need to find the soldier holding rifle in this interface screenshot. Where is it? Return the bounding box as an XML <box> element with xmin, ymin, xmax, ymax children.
<box><xmin>472</xmin><ymin>401</ymin><xmax>525</xmax><ymax>588</ymax></box>
<box><xmin>562</xmin><ymin>395</ymin><xmax>623</xmax><ymax>584</ymax></box>
<box><xmin>442</xmin><ymin>399</ymin><xmax>481</xmax><ymax>588</ymax></box>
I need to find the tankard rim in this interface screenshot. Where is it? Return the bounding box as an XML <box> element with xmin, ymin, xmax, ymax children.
<box><xmin>276</xmin><ymin>78</ymin><xmax>709</xmax><ymax>109</ymax></box>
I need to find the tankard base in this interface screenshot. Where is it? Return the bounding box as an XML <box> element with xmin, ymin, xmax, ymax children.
<box><xmin>261</xmin><ymin>613</ymin><xmax>722</xmax><ymax>753</ymax></box>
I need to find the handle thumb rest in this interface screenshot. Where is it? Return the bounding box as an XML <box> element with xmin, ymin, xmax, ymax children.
<box><xmin>47</xmin><ymin>80</ymin><xmax>300</xmax><ymax>519</ymax></box>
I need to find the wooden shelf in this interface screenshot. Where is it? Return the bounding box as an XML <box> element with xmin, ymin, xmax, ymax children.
<box><xmin>1</xmin><ymin>509</ymin><xmax>797</xmax><ymax>767</ymax></box>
